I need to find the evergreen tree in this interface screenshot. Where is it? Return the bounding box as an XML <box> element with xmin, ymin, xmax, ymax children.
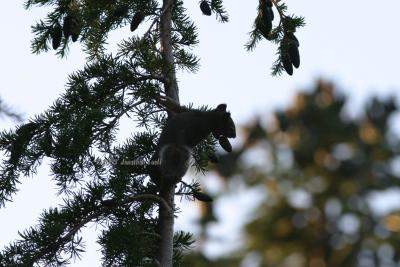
<box><xmin>0</xmin><ymin>0</ymin><xmax>303</xmax><ymax>266</ymax></box>
<box><xmin>0</xmin><ymin>97</ymin><xmax>22</xmax><ymax>122</ymax></box>
<box><xmin>186</xmin><ymin>81</ymin><xmax>400</xmax><ymax>266</ymax></box>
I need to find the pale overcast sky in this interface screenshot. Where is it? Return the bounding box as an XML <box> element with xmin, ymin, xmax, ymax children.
<box><xmin>1</xmin><ymin>0</ymin><xmax>400</xmax><ymax>266</ymax></box>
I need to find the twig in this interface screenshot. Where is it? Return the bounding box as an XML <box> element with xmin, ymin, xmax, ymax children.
<box><xmin>271</xmin><ymin>0</ymin><xmax>285</xmax><ymax>28</ymax></box>
<box><xmin>154</xmin><ymin>94</ymin><xmax>187</xmax><ymax>113</ymax></box>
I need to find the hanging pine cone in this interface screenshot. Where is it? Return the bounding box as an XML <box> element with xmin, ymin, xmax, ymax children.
<box><xmin>287</xmin><ymin>33</ymin><xmax>300</xmax><ymax>68</ymax></box>
<box><xmin>63</xmin><ymin>14</ymin><xmax>81</xmax><ymax>42</ymax></box>
<box><xmin>50</xmin><ymin>23</ymin><xmax>62</xmax><ymax>50</ymax></box>
<box><xmin>280</xmin><ymin>42</ymin><xmax>293</xmax><ymax>75</ymax></box>
<box><xmin>200</xmin><ymin>1</ymin><xmax>212</xmax><ymax>16</ymax></box>
<box><xmin>130</xmin><ymin>12</ymin><xmax>145</xmax><ymax>32</ymax></box>
<box><xmin>256</xmin><ymin>0</ymin><xmax>273</xmax><ymax>39</ymax></box>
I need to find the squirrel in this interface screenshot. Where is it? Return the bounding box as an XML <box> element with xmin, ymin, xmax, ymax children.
<box><xmin>148</xmin><ymin>103</ymin><xmax>236</xmax><ymax>186</ymax></box>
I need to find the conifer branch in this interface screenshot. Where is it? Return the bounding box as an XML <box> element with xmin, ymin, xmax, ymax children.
<box><xmin>271</xmin><ymin>0</ymin><xmax>284</xmax><ymax>28</ymax></box>
<box><xmin>18</xmin><ymin>193</ymin><xmax>167</xmax><ymax>266</ymax></box>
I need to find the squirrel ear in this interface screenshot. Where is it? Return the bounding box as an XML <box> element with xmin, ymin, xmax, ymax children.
<box><xmin>216</xmin><ymin>104</ymin><xmax>227</xmax><ymax>112</ymax></box>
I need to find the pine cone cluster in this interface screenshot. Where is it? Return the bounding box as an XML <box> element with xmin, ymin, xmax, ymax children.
<box><xmin>280</xmin><ymin>32</ymin><xmax>300</xmax><ymax>75</ymax></box>
<box><xmin>254</xmin><ymin>0</ymin><xmax>302</xmax><ymax>76</ymax></box>
<box><xmin>50</xmin><ymin>14</ymin><xmax>81</xmax><ymax>50</ymax></box>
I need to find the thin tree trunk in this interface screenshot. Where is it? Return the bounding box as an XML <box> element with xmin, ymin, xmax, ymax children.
<box><xmin>158</xmin><ymin>186</ymin><xmax>175</xmax><ymax>266</ymax></box>
<box><xmin>160</xmin><ymin>0</ymin><xmax>179</xmax><ymax>102</ymax></box>
<box><xmin>158</xmin><ymin>0</ymin><xmax>179</xmax><ymax>266</ymax></box>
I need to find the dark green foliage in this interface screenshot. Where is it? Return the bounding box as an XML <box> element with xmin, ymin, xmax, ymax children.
<box><xmin>99</xmin><ymin>219</ymin><xmax>158</xmax><ymax>266</ymax></box>
<box><xmin>29</xmin><ymin>0</ymin><xmax>162</xmax><ymax>59</ymax></box>
<box><xmin>173</xmin><ymin>231</ymin><xmax>195</xmax><ymax>264</ymax></box>
<box><xmin>10</xmin><ymin>122</ymin><xmax>38</xmax><ymax>165</ymax></box>
<box><xmin>40</xmin><ymin>127</ymin><xmax>53</xmax><ymax>157</ymax></box>
<box><xmin>26</xmin><ymin>0</ymin><xmax>300</xmax><ymax>74</ymax></box>
<box><xmin>200</xmin><ymin>1</ymin><xmax>212</xmax><ymax>16</ymax></box>
<box><xmin>191</xmin><ymin>134</ymin><xmax>220</xmax><ymax>174</ymax></box>
<box><xmin>207</xmin><ymin>151</ymin><xmax>219</xmax><ymax>163</ymax></box>
<box><xmin>130</xmin><ymin>12</ymin><xmax>145</xmax><ymax>32</ymax></box>
<box><xmin>112</xmin><ymin>5</ymin><xmax>129</xmax><ymax>18</ymax></box>
<box><xmin>2</xmin><ymin>0</ymin><xmax>303</xmax><ymax>265</ymax></box>
<box><xmin>209</xmin><ymin>0</ymin><xmax>229</xmax><ymax>22</ymax></box>
<box><xmin>62</xmin><ymin>15</ymin><xmax>73</xmax><ymax>40</ymax></box>
<box><xmin>0</xmin><ymin>50</ymin><xmax>186</xmax><ymax>264</ymax></box>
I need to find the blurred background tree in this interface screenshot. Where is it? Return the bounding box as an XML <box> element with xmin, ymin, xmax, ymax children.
<box><xmin>184</xmin><ymin>80</ymin><xmax>400</xmax><ymax>267</ymax></box>
<box><xmin>0</xmin><ymin>97</ymin><xmax>22</xmax><ymax>122</ymax></box>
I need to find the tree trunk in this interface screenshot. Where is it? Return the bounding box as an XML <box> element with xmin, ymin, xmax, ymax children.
<box><xmin>158</xmin><ymin>186</ymin><xmax>175</xmax><ymax>266</ymax></box>
<box><xmin>160</xmin><ymin>0</ymin><xmax>179</xmax><ymax>102</ymax></box>
<box><xmin>158</xmin><ymin>0</ymin><xmax>179</xmax><ymax>266</ymax></box>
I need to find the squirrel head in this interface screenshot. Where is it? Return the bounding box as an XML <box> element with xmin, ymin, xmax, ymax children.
<box><xmin>212</xmin><ymin>104</ymin><xmax>236</xmax><ymax>139</ymax></box>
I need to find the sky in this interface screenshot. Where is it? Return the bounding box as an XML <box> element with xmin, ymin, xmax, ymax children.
<box><xmin>1</xmin><ymin>0</ymin><xmax>400</xmax><ymax>266</ymax></box>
